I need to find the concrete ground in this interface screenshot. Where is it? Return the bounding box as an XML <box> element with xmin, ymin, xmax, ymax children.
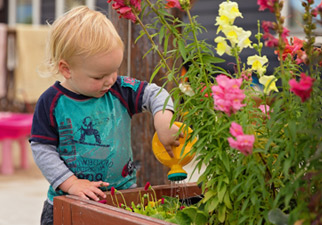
<box><xmin>0</xmin><ymin>143</ymin><xmax>48</xmax><ymax>225</ymax></box>
<box><xmin>0</xmin><ymin>142</ymin><xmax>203</xmax><ymax>225</ymax></box>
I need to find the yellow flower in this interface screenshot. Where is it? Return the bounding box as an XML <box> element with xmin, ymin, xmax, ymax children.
<box><xmin>148</xmin><ymin>201</ymin><xmax>155</xmax><ymax>207</ymax></box>
<box><xmin>215</xmin><ymin>15</ymin><xmax>230</xmax><ymax>33</ymax></box>
<box><xmin>247</xmin><ymin>55</ymin><xmax>268</xmax><ymax>76</ymax></box>
<box><xmin>215</xmin><ymin>1</ymin><xmax>242</xmax><ymax>33</ymax></box>
<box><xmin>214</xmin><ymin>36</ymin><xmax>231</xmax><ymax>56</ymax></box>
<box><xmin>259</xmin><ymin>75</ymin><xmax>279</xmax><ymax>94</ymax></box>
<box><xmin>218</xmin><ymin>1</ymin><xmax>242</xmax><ymax>24</ymax></box>
<box><xmin>222</xmin><ymin>25</ymin><xmax>252</xmax><ymax>51</ymax></box>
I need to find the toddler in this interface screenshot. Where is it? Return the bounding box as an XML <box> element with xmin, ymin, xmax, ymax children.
<box><xmin>30</xmin><ymin>6</ymin><xmax>181</xmax><ymax>225</ymax></box>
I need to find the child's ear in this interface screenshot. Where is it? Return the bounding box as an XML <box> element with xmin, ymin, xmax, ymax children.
<box><xmin>58</xmin><ymin>60</ymin><xmax>72</xmax><ymax>79</ymax></box>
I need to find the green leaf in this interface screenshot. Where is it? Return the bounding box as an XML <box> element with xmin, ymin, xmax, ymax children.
<box><xmin>149</xmin><ymin>64</ymin><xmax>162</xmax><ymax>83</ymax></box>
<box><xmin>207</xmin><ymin>196</ymin><xmax>219</xmax><ymax>212</ymax></box>
<box><xmin>202</xmin><ymin>54</ymin><xmax>225</xmax><ymax>64</ymax></box>
<box><xmin>150</xmin><ymin>213</ymin><xmax>164</xmax><ymax>220</ymax></box>
<box><xmin>195</xmin><ymin>211</ymin><xmax>209</xmax><ymax>225</ymax></box>
<box><xmin>158</xmin><ymin>26</ymin><xmax>165</xmax><ymax>45</ymax></box>
<box><xmin>218</xmin><ymin>205</ymin><xmax>226</xmax><ymax>223</ymax></box>
<box><xmin>223</xmin><ymin>192</ymin><xmax>232</xmax><ymax>209</ymax></box>
<box><xmin>178</xmin><ymin>40</ymin><xmax>187</xmax><ymax>60</ymax></box>
<box><xmin>218</xmin><ymin>184</ymin><xmax>227</xmax><ymax>203</ymax></box>
<box><xmin>172</xmin><ymin>210</ymin><xmax>192</xmax><ymax>225</ymax></box>
<box><xmin>202</xmin><ymin>189</ymin><xmax>216</xmax><ymax>203</ymax></box>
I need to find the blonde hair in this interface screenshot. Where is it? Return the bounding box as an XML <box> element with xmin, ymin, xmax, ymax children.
<box><xmin>44</xmin><ymin>6</ymin><xmax>124</xmax><ymax>76</ymax></box>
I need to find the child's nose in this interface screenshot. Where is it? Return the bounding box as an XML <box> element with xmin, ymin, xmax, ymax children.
<box><xmin>104</xmin><ymin>75</ymin><xmax>114</xmax><ymax>85</ymax></box>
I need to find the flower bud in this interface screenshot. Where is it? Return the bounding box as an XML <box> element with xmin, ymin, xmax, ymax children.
<box><xmin>179</xmin><ymin>0</ymin><xmax>190</xmax><ymax>9</ymax></box>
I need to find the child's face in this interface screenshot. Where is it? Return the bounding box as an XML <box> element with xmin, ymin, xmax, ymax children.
<box><xmin>60</xmin><ymin>48</ymin><xmax>123</xmax><ymax>98</ymax></box>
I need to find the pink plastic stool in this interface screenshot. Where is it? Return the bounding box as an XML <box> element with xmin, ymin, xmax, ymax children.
<box><xmin>0</xmin><ymin>112</ymin><xmax>33</xmax><ymax>175</ymax></box>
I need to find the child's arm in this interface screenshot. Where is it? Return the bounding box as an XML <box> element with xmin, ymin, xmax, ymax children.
<box><xmin>31</xmin><ymin>142</ymin><xmax>109</xmax><ymax>201</ymax></box>
<box><xmin>153</xmin><ymin>109</ymin><xmax>184</xmax><ymax>157</ymax></box>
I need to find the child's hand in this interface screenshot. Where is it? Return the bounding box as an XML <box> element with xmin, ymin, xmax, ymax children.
<box><xmin>59</xmin><ymin>175</ymin><xmax>109</xmax><ymax>201</ymax></box>
<box><xmin>154</xmin><ymin>110</ymin><xmax>184</xmax><ymax>158</ymax></box>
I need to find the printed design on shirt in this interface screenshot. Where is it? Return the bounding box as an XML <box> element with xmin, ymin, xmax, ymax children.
<box><xmin>58</xmin><ymin>116</ymin><xmax>113</xmax><ymax>181</ymax></box>
<box><xmin>121</xmin><ymin>76</ymin><xmax>140</xmax><ymax>91</ymax></box>
<box><xmin>73</xmin><ymin>116</ymin><xmax>110</xmax><ymax>147</ymax></box>
<box><xmin>121</xmin><ymin>158</ymin><xmax>136</xmax><ymax>177</ymax></box>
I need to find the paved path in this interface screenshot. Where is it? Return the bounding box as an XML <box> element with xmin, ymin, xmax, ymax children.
<box><xmin>0</xmin><ymin>144</ymin><xmax>48</xmax><ymax>225</ymax></box>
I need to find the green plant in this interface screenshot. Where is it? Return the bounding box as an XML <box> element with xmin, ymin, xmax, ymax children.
<box><xmin>104</xmin><ymin>182</ymin><xmax>207</xmax><ymax>224</ymax></box>
<box><xmin>107</xmin><ymin>0</ymin><xmax>322</xmax><ymax>224</ymax></box>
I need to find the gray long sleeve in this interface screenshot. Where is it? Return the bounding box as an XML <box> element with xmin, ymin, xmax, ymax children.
<box><xmin>142</xmin><ymin>83</ymin><xmax>174</xmax><ymax>115</ymax></box>
<box><xmin>30</xmin><ymin>142</ymin><xmax>73</xmax><ymax>191</ymax></box>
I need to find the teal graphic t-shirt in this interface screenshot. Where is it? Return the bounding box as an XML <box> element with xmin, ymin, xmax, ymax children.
<box><xmin>30</xmin><ymin>76</ymin><xmax>147</xmax><ymax>202</ymax></box>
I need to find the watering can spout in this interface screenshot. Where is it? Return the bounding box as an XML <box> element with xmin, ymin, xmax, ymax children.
<box><xmin>152</xmin><ymin>122</ymin><xmax>197</xmax><ymax>182</ymax></box>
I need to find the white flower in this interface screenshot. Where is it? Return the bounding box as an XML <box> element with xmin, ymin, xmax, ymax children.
<box><xmin>179</xmin><ymin>82</ymin><xmax>195</xmax><ymax>96</ymax></box>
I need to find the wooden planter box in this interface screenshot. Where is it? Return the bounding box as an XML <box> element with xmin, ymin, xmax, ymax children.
<box><xmin>53</xmin><ymin>182</ymin><xmax>202</xmax><ymax>225</ymax></box>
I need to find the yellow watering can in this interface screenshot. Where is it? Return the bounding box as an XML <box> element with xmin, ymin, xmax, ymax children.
<box><xmin>152</xmin><ymin>121</ymin><xmax>197</xmax><ymax>181</ymax></box>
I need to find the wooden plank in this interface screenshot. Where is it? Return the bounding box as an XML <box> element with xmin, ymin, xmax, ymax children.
<box><xmin>53</xmin><ymin>183</ymin><xmax>201</xmax><ymax>225</ymax></box>
<box><xmin>54</xmin><ymin>195</ymin><xmax>175</xmax><ymax>225</ymax></box>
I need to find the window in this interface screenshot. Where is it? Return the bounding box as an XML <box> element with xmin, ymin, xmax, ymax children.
<box><xmin>8</xmin><ymin>0</ymin><xmax>96</xmax><ymax>25</ymax></box>
<box><xmin>16</xmin><ymin>0</ymin><xmax>32</xmax><ymax>24</ymax></box>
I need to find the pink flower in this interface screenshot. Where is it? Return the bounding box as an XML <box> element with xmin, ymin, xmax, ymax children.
<box><xmin>165</xmin><ymin>0</ymin><xmax>182</xmax><ymax>10</ymax></box>
<box><xmin>289</xmin><ymin>73</ymin><xmax>315</xmax><ymax>102</ymax></box>
<box><xmin>258</xmin><ymin>104</ymin><xmax>271</xmax><ymax>118</ymax></box>
<box><xmin>258</xmin><ymin>104</ymin><xmax>270</xmax><ymax>114</ymax></box>
<box><xmin>211</xmin><ymin>75</ymin><xmax>246</xmax><ymax>116</ymax></box>
<box><xmin>144</xmin><ymin>182</ymin><xmax>151</xmax><ymax>191</ymax></box>
<box><xmin>160</xmin><ymin>198</ymin><xmax>165</xmax><ymax>204</ymax></box>
<box><xmin>263</xmin><ymin>33</ymin><xmax>279</xmax><ymax>48</ymax></box>
<box><xmin>312</xmin><ymin>8</ymin><xmax>318</xmax><ymax>17</ymax></box>
<box><xmin>228</xmin><ymin>135</ymin><xmax>255</xmax><ymax>156</ymax></box>
<box><xmin>279</xmin><ymin>37</ymin><xmax>305</xmax><ymax>64</ymax></box>
<box><xmin>230</xmin><ymin>122</ymin><xmax>244</xmax><ymax>137</ymax></box>
<box><xmin>107</xmin><ymin>0</ymin><xmax>141</xmax><ymax>23</ymax></box>
<box><xmin>228</xmin><ymin>122</ymin><xmax>254</xmax><ymax>156</ymax></box>
<box><xmin>262</xmin><ymin>21</ymin><xmax>275</xmax><ymax>33</ymax></box>
<box><xmin>316</xmin><ymin>2</ymin><xmax>322</xmax><ymax>13</ymax></box>
<box><xmin>257</xmin><ymin>0</ymin><xmax>278</xmax><ymax>12</ymax></box>
<box><xmin>281</xmin><ymin>27</ymin><xmax>290</xmax><ymax>40</ymax></box>
<box><xmin>241</xmin><ymin>70</ymin><xmax>252</xmax><ymax>82</ymax></box>
<box><xmin>111</xmin><ymin>187</ymin><xmax>116</xmax><ymax>196</ymax></box>
<box><xmin>98</xmin><ymin>199</ymin><xmax>107</xmax><ymax>204</ymax></box>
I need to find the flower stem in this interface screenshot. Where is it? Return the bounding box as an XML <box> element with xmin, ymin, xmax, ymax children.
<box><xmin>133</xmin><ymin>9</ymin><xmax>179</xmax><ymax>86</ymax></box>
<box><xmin>144</xmin><ymin>0</ymin><xmax>181</xmax><ymax>40</ymax></box>
<box><xmin>186</xmin><ymin>9</ymin><xmax>208</xmax><ymax>84</ymax></box>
